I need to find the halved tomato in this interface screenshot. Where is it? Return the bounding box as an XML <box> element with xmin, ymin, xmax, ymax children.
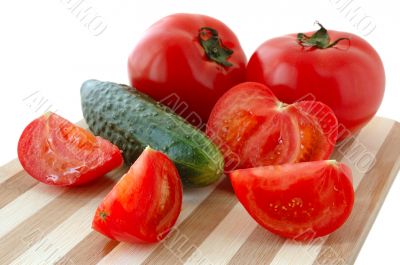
<box><xmin>92</xmin><ymin>147</ymin><xmax>183</xmax><ymax>243</ymax></box>
<box><xmin>230</xmin><ymin>160</ymin><xmax>354</xmax><ymax>240</ymax></box>
<box><xmin>17</xmin><ymin>112</ymin><xmax>123</xmax><ymax>186</ymax></box>
<box><xmin>206</xmin><ymin>82</ymin><xmax>338</xmax><ymax>170</ymax></box>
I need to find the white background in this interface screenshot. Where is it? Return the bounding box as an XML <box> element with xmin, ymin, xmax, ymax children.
<box><xmin>0</xmin><ymin>0</ymin><xmax>399</xmax><ymax>264</ymax></box>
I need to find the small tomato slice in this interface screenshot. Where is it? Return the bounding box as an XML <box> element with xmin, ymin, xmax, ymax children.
<box><xmin>206</xmin><ymin>82</ymin><xmax>338</xmax><ymax>170</ymax></box>
<box><xmin>230</xmin><ymin>160</ymin><xmax>354</xmax><ymax>240</ymax></box>
<box><xmin>17</xmin><ymin>112</ymin><xmax>123</xmax><ymax>186</ymax></box>
<box><xmin>92</xmin><ymin>147</ymin><xmax>183</xmax><ymax>243</ymax></box>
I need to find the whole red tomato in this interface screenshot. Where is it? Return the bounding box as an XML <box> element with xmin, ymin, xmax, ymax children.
<box><xmin>128</xmin><ymin>13</ymin><xmax>247</xmax><ymax>127</ymax></box>
<box><xmin>247</xmin><ymin>23</ymin><xmax>385</xmax><ymax>140</ymax></box>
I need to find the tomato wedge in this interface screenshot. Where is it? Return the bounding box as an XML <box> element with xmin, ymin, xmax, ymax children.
<box><xmin>206</xmin><ymin>82</ymin><xmax>338</xmax><ymax>170</ymax></box>
<box><xmin>92</xmin><ymin>147</ymin><xmax>183</xmax><ymax>243</ymax></box>
<box><xmin>17</xmin><ymin>112</ymin><xmax>123</xmax><ymax>186</ymax></box>
<box><xmin>230</xmin><ymin>160</ymin><xmax>354</xmax><ymax>240</ymax></box>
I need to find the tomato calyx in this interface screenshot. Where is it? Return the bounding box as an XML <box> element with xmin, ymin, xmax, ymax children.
<box><xmin>297</xmin><ymin>22</ymin><xmax>350</xmax><ymax>49</ymax></box>
<box><xmin>199</xmin><ymin>27</ymin><xmax>233</xmax><ymax>67</ymax></box>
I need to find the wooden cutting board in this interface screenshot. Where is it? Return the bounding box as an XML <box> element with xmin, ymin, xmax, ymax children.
<box><xmin>1</xmin><ymin>117</ymin><xmax>399</xmax><ymax>265</ymax></box>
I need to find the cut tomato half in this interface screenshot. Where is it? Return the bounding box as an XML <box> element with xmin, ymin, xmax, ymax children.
<box><xmin>206</xmin><ymin>82</ymin><xmax>338</xmax><ymax>171</ymax></box>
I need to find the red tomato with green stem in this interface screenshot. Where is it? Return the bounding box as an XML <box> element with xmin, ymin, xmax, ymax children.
<box><xmin>206</xmin><ymin>82</ymin><xmax>338</xmax><ymax>171</ymax></box>
<box><xmin>92</xmin><ymin>147</ymin><xmax>183</xmax><ymax>243</ymax></box>
<box><xmin>128</xmin><ymin>13</ymin><xmax>247</xmax><ymax>127</ymax></box>
<box><xmin>230</xmin><ymin>160</ymin><xmax>354</xmax><ymax>240</ymax></box>
<box><xmin>17</xmin><ymin>112</ymin><xmax>123</xmax><ymax>186</ymax></box>
<box><xmin>247</xmin><ymin>23</ymin><xmax>385</xmax><ymax>140</ymax></box>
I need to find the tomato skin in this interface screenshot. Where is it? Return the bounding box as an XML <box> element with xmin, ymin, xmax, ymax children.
<box><xmin>17</xmin><ymin>113</ymin><xmax>123</xmax><ymax>186</ymax></box>
<box><xmin>206</xmin><ymin>82</ymin><xmax>338</xmax><ymax>171</ymax></box>
<box><xmin>128</xmin><ymin>13</ymin><xmax>247</xmax><ymax>126</ymax></box>
<box><xmin>230</xmin><ymin>161</ymin><xmax>354</xmax><ymax>240</ymax></box>
<box><xmin>247</xmin><ymin>30</ymin><xmax>385</xmax><ymax>140</ymax></box>
<box><xmin>92</xmin><ymin>147</ymin><xmax>182</xmax><ymax>243</ymax></box>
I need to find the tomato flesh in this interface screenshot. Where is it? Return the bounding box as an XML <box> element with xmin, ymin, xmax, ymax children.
<box><xmin>17</xmin><ymin>112</ymin><xmax>123</xmax><ymax>186</ymax></box>
<box><xmin>206</xmin><ymin>82</ymin><xmax>338</xmax><ymax>171</ymax></box>
<box><xmin>92</xmin><ymin>147</ymin><xmax>183</xmax><ymax>243</ymax></box>
<box><xmin>230</xmin><ymin>160</ymin><xmax>354</xmax><ymax>240</ymax></box>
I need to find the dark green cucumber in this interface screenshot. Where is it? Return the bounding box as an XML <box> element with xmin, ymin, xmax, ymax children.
<box><xmin>80</xmin><ymin>79</ymin><xmax>224</xmax><ymax>187</ymax></box>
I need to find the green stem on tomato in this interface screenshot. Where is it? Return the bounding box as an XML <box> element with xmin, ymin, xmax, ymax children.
<box><xmin>199</xmin><ymin>27</ymin><xmax>233</xmax><ymax>67</ymax></box>
<box><xmin>297</xmin><ymin>22</ymin><xmax>350</xmax><ymax>49</ymax></box>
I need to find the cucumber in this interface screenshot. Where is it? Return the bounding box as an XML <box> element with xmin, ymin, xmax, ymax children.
<box><xmin>80</xmin><ymin>79</ymin><xmax>224</xmax><ymax>187</ymax></box>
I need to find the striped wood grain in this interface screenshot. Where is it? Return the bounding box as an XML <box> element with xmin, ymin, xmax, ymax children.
<box><xmin>1</xmin><ymin>117</ymin><xmax>399</xmax><ymax>265</ymax></box>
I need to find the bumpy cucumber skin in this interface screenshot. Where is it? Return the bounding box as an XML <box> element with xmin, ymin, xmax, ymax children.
<box><xmin>81</xmin><ymin>79</ymin><xmax>224</xmax><ymax>187</ymax></box>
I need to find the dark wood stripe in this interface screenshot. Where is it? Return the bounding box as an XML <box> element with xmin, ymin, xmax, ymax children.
<box><xmin>228</xmin><ymin>226</ymin><xmax>286</xmax><ymax>265</ymax></box>
<box><xmin>313</xmin><ymin>122</ymin><xmax>400</xmax><ymax>265</ymax></box>
<box><xmin>0</xmin><ymin>174</ymin><xmax>118</xmax><ymax>264</ymax></box>
<box><xmin>142</xmin><ymin>177</ymin><xmax>237</xmax><ymax>265</ymax></box>
<box><xmin>0</xmin><ymin>170</ymin><xmax>38</xmax><ymax>208</ymax></box>
<box><xmin>54</xmin><ymin>232</ymin><xmax>119</xmax><ymax>265</ymax></box>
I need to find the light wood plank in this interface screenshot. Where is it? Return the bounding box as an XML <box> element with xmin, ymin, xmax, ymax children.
<box><xmin>0</xmin><ymin>159</ymin><xmax>23</xmax><ymax>184</ymax></box>
<box><xmin>0</xmin><ymin>184</ymin><xmax>65</xmax><ymax>238</ymax></box>
<box><xmin>185</xmin><ymin>203</ymin><xmax>258</xmax><ymax>265</ymax></box>
<box><xmin>11</xmin><ymin>187</ymin><xmax>110</xmax><ymax>265</ymax></box>
<box><xmin>0</xmin><ymin>175</ymin><xmax>117</xmax><ymax>264</ymax></box>
<box><xmin>0</xmin><ymin>170</ymin><xmax>38</xmax><ymax>208</ymax></box>
<box><xmin>142</xmin><ymin>178</ymin><xmax>237</xmax><ymax>265</ymax></box>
